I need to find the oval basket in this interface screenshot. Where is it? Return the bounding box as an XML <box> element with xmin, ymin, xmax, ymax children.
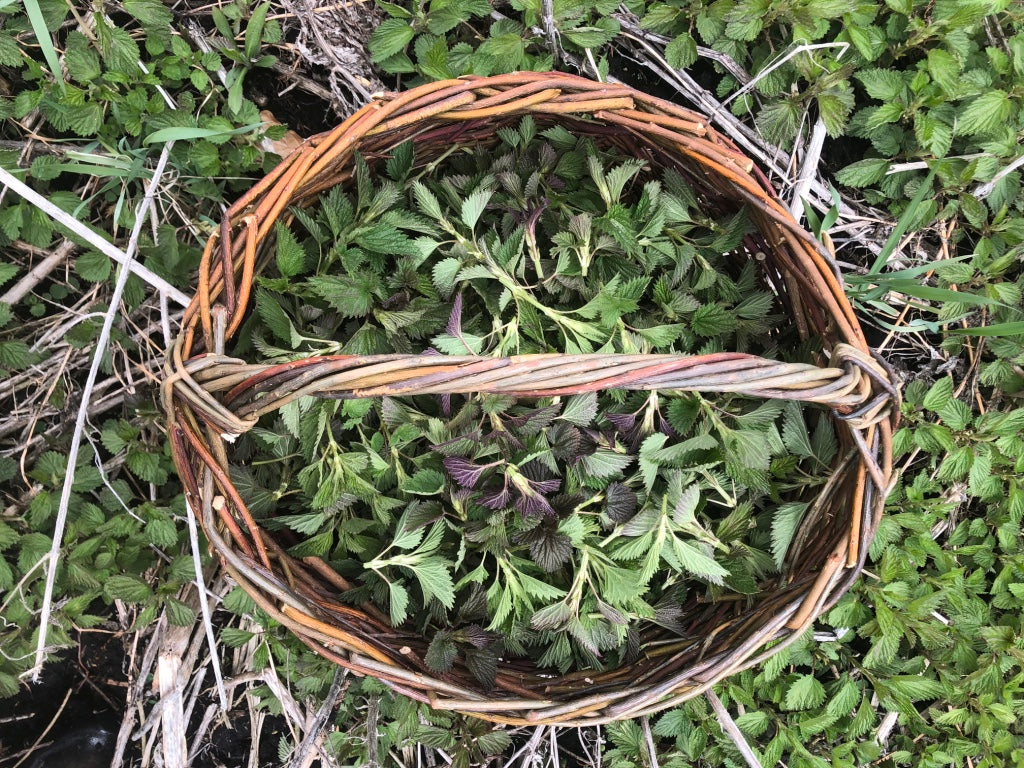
<box><xmin>163</xmin><ymin>71</ymin><xmax>898</xmax><ymax>726</ymax></box>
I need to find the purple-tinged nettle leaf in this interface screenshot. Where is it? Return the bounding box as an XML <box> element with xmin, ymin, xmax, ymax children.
<box><xmin>507</xmin><ymin>468</ymin><xmax>559</xmax><ymax>518</ymax></box>
<box><xmin>465</xmin><ymin>646</ymin><xmax>498</xmax><ymax>689</ymax></box>
<box><xmin>515</xmin><ymin>493</ymin><xmax>556</xmax><ymax>517</ymax></box>
<box><xmin>606</xmin><ymin>411</ymin><xmax>637</xmax><ymax>434</ymax></box>
<box><xmin>504</xmin><ymin>404</ymin><xmax>560</xmax><ymax>436</ymax></box>
<box><xmin>430</xmin><ymin>429</ymin><xmax>483</xmax><ymax>457</ymax></box>
<box><xmin>519</xmin><ymin>459</ymin><xmax>559</xmax><ymax>484</ymax></box>
<box><xmin>549</xmin><ymin>421</ymin><xmax>583</xmax><ymax>462</ymax></box>
<box><xmin>443</xmin><ymin>456</ymin><xmax>501</xmax><ymax>489</ymax></box>
<box><xmin>482</xmin><ymin>428</ymin><xmax>525</xmax><ymax>454</ymax></box>
<box><xmin>479</xmin><ymin>484</ymin><xmax>512</xmax><ymax>510</ymax></box>
<box><xmin>582</xmin><ymin>427</ymin><xmax>614</xmax><ymax>449</ymax></box>
<box><xmin>446</xmin><ymin>292</ymin><xmax>464</xmax><ymax>337</ymax></box>
<box><xmin>604</xmin><ymin>482</ymin><xmax>638</xmax><ymax>523</ymax></box>
<box><xmin>549</xmin><ymin>493</ymin><xmax>584</xmax><ymax>518</ymax></box>
<box><xmin>529</xmin><ymin>477</ymin><xmax>562</xmax><ymax>494</ymax></box>
<box><xmin>424</xmin><ymin>630</ymin><xmax>458</xmax><ymax>673</ymax></box>
<box><xmin>456</xmin><ymin>624</ymin><xmax>495</xmax><ymax>649</ymax></box>
<box><xmin>516</xmin><ymin>522</ymin><xmax>573</xmax><ymax>571</ymax></box>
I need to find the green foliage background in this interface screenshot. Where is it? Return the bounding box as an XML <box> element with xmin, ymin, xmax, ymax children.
<box><xmin>0</xmin><ymin>0</ymin><xmax>1022</xmax><ymax>765</ymax></box>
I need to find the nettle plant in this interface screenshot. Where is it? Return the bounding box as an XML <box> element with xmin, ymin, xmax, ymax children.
<box><xmin>230</xmin><ymin>118</ymin><xmax>840</xmax><ymax>678</ymax></box>
<box><xmin>0</xmin><ymin>416</ymin><xmax>195</xmax><ymax>695</ymax></box>
<box><xmin>366</xmin><ymin>0</ymin><xmax>1024</xmax><ymax>228</ymax></box>
<box><xmin>0</xmin><ymin>0</ymin><xmax>285</xmax><ymax>242</ymax></box>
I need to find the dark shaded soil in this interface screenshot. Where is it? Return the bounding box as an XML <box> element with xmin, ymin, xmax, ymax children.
<box><xmin>0</xmin><ymin>629</ymin><xmax>123</xmax><ymax>766</ymax></box>
<box><xmin>246</xmin><ymin>67</ymin><xmax>339</xmax><ymax>138</ymax></box>
<box><xmin>0</xmin><ymin>622</ymin><xmax>285</xmax><ymax>768</ymax></box>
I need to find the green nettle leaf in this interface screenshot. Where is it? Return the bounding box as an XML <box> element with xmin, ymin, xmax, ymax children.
<box><xmin>784</xmin><ymin>674</ymin><xmax>827</xmax><ymax>710</ymax></box>
<box><xmin>255</xmin><ymin>289</ymin><xmax>297</xmax><ymax>346</ymax></box>
<box><xmin>413</xmin><ymin>558</ymin><xmax>456</xmax><ymax>609</ymax></box>
<box><xmin>835</xmin><ymin>158</ymin><xmax>889</xmax><ymax>187</ymax></box>
<box><xmin>165</xmin><ymin>598</ymin><xmax>196</xmax><ymax>627</ymax></box>
<box><xmin>856</xmin><ymin>68</ymin><xmax>905</xmax><ymax>102</ymax></box>
<box><xmin>0</xmin><ymin>340</ymin><xmax>39</xmax><ymax>371</ymax></box>
<box><xmin>562</xmin><ymin>19</ymin><xmax>620</xmax><ymax>49</ymax></box>
<box><xmin>845</xmin><ymin>23</ymin><xmax>886</xmax><ymax>61</ymax></box>
<box><xmin>770</xmin><ymin>501</ymin><xmax>808</xmax><ymax>568</ymax></box>
<box><xmin>663</xmin><ymin>538</ymin><xmax>729</xmax><ymax>584</ymax></box>
<box><xmin>63</xmin><ymin>32</ymin><xmax>101</xmax><ymax>83</ymax></box>
<box><xmin>222</xmin><ymin>587</ymin><xmax>255</xmax><ymax>616</ymax></box>
<box><xmin>123</xmin><ymin>0</ymin><xmax>174</xmax><ymax>28</ymax></box>
<box><xmin>726</xmin><ymin>15</ymin><xmax>762</xmax><ymax>41</ymax></box>
<box><xmin>425</xmin><ymin>630</ymin><xmax>458</xmax><ymax>673</ymax></box>
<box><xmin>926</xmin><ymin>48</ymin><xmax>960</xmax><ymax>96</ymax></box>
<box><xmin>957</xmin><ymin>90</ymin><xmax>1014</xmax><ymax>136</ymax></box>
<box><xmin>475</xmin><ymin>731</ymin><xmax>512</xmax><ymax>756</ymax></box>
<box><xmin>220</xmin><ymin>627</ymin><xmax>257</xmax><ymax>648</ymax></box>
<box><xmin>145</xmin><ymin>517</ymin><xmax>178</xmax><ymax>548</ymax></box>
<box><xmin>460</xmin><ymin>188</ymin><xmax>492</xmax><ymax>230</ymax></box>
<box><xmin>402</xmin><ymin>469</ymin><xmax>445</xmax><ymax>495</ymax></box>
<box><xmin>531</xmin><ymin>601</ymin><xmax>573</xmax><ymax>631</ymax></box>
<box><xmin>0</xmin><ymin>33</ymin><xmax>22</xmax><ymax>67</ymax></box>
<box><xmin>368</xmin><ymin>19</ymin><xmax>415</xmax><ymax>61</ymax></box>
<box><xmin>579</xmin><ymin>449</ymin><xmax>634</xmax><ymax>479</ymax></box>
<box><xmin>817</xmin><ymin>90</ymin><xmax>855</xmax><ymax>137</ymax></box>
<box><xmin>308</xmin><ymin>274</ymin><xmax>380</xmax><ymax>317</ymax></box>
<box><xmin>914</xmin><ymin>111</ymin><xmax>953</xmax><ymax>158</ymax></box>
<box><xmin>0</xmin><ymin>263</ymin><xmax>18</xmax><ymax>289</ymax></box>
<box><xmin>75</xmin><ymin>251</ymin><xmax>111</xmax><ymax>282</ymax></box>
<box><xmin>387</xmin><ymin>580</ymin><xmax>409</xmax><ymax>626</ymax></box>
<box><xmin>665</xmin><ymin>32</ymin><xmax>698</xmax><ymax>70</ymax></box>
<box><xmin>64</xmin><ymin>102</ymin><xmax>104</xmax><ymax>137</ymax></box>
<box><xmin>104</xmin><ymin>574</ymin><xmax>153</xmax><ymax>603</ymax></box>
<box><xmin>354</xmin><ymin>223</ymin><xmax>419</xmax><ymax>256</ymax></box>
<box><xmin>886</xmin><ymin>676</ymin><xmax>945</xmax><ymax>702</ymax></box>
<box><xmin>96</xmin><ymin>22</ymin><xmax>141</xmax><ymax>72</ymax></box>
<box><xmin>275</xmin><ymin>223</ymin><xmax>305</xmax><ymax>277</ymax></box>
<box><xmin>559</xmin><ymin>393</ymin><xmax>598</xmax><ymax>426</ymax></box>
<box><xmin>922</xmin><ymin>377</ymin><xmax>953</xmax><ymax>412</ymax></box>
<box><xmin>864</xmin><ymin>102</ymin><xmax>903</xmax><ymax>131</ymax></box>
<box><xmin>127</xmin><ymin>450</ymin><xmax>167</xmax><ymax>484</ymax></box>
<box><xmin>781</xmin><ymin>402</ymin><xmax>813</xmax><ymax>458</ymax></box>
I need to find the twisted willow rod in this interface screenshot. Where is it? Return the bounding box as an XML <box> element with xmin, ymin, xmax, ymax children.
<box><xmin>163</xmin><ymin>71</ymin><xmax>899</xmax><ymax>726</ymax></box>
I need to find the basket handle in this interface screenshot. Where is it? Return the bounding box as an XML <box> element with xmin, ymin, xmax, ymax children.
<box><xmin>166</xmin><ymin>342</ymin><xmax>894</xmax><ymax>442</ymax></box>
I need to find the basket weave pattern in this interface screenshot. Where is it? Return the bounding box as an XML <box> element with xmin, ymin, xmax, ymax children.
<box><xmin>163</xmin><ymin>72</ymin><xmax>898</xmax><ymax>726</ymax></box>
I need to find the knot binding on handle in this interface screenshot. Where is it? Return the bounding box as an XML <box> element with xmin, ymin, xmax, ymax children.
<box><xmin>163</xmin><ymin>71</ymin><xmax>898</xmax><ymax>726</ymax></box>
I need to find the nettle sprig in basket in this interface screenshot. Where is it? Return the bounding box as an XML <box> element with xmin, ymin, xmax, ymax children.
<box><xmin>163</xmin><ymin>72</ymin><xmax>898</xmax><ymax>726</ymax></box>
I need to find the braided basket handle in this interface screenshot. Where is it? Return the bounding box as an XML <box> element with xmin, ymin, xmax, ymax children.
<box><xmin>167</xmin><ymin>337</ymin><xmax>894</xmax><ymax>495</ymax></box>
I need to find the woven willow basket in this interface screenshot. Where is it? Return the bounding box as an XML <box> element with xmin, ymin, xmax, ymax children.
<box><xmin>163</xmin><ymin>71</ymin><xmax>898</xmax><ymax>726</ymax></box>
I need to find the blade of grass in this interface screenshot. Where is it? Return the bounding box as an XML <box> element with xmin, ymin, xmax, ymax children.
<box><xmin>244</xmin><ymin>1</ymin><xmax>270</xmax><ymax>61</ymax></box>
<box><xmin>845</xmin><ymin>257</ymin><xmax>971</xmax><ymax>286</ymax></box>
<box><xmin>881</xmin><ymin>280</ymin><xmax>1002</xmax><ymax>307</ymax></box>
<box><xmin>143</xmin><ymin>123</ymin><xmax>262</xmax><ymax>144</ymax></box>
<box><xmin>45</xmin><ymin>163</ymin><xmax>150</xmax><ymax>179</ymax></box>
<box><xmin>23</xmin><ymin>0</ymin><xmax>64</xmax><ymax>93</ymax></box>
<box><xmin>949</xmin><ymin>321</ymin><xmax>1024</xmax><ymax>337</ymax></box>
<box><xmin>868</xmin><ymin>168</ymin><xmax>936</xmax><ymax>275</ymax></box>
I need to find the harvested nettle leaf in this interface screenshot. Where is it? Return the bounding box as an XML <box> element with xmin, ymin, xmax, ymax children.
<box><xmin>231</xmin><ymin>118</ymin><xmax>838</xmax><ymax>676</ymax></box>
